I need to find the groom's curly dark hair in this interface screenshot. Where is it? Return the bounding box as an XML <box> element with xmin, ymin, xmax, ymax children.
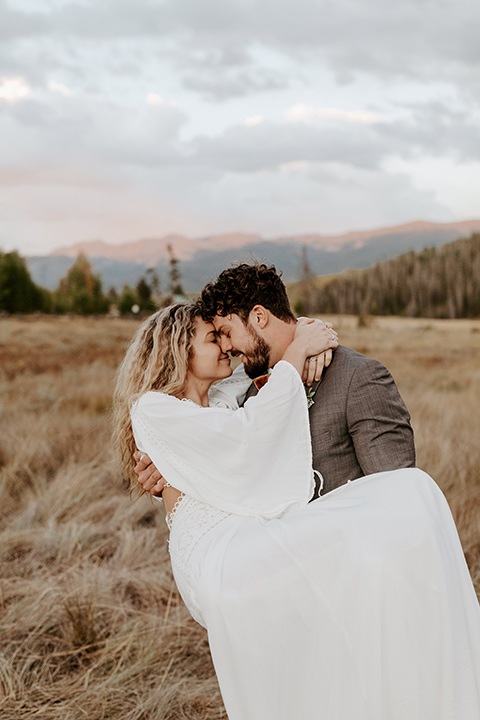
<box><xmin>200</xmin><ymin>261</ymin><xmax>296</xmax><ymax>324</ymax></box>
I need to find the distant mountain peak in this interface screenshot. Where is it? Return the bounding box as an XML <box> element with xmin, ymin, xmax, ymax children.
<box><xmin>28</xmin><ymin>218</ymin><xmax>480</xmax><ymax>293</ymax></box>
<box><xmin>48</xmin><ymin>220</ymin><xmax>480</xmax><ymax>265</ymax></box>
<box><xmin>50</xmin><ymin>232</ymin><xmax>263</xmax><ymax>264</ymax></box>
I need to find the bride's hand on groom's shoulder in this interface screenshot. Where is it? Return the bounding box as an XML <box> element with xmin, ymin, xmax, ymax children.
<box><xmin>282</xmin><ymin>318</ymin><xmax>338</xmax><ymax>384</ymax></box>
<box><xmin>302</xmin><ymin>349</ymin><xmax>333</xmax><ymax>386</ymax></box>
<box><xmin>295</xmin><ymin>317</ymin><xmax>338</xmax><ymax>385</ymax></box>
<box><xmin>133</xmin><ymin>451</ymin><xmax>165</xmax><ymax>497</ymax></box>
<box><xmin>295</xmin><ymin>316</ymin><xmax>336</xmax><ymax>334</ymax></box>
<box><xmin>293</xmin><ymin>317</ymin><xmax>338</xmax><ymax>355</ymax></box>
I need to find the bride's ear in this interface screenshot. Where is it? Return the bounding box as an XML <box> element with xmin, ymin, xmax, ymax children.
<box><xmin>249</xmin><ymin>305</ymin><xmax>269</xmax><ymax>329</ymax></box>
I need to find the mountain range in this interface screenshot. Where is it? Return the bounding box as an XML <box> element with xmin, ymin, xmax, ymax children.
<box><xmin>27</xmin><ymin>220</ymin><xmax>480</xmax><ymax>293</ymax></box>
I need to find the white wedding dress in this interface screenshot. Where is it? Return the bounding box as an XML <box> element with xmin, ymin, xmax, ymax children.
<box><xmin>131</xmin><ymin>362</ymin><xmax>480</xmax><ymax>720</ymax></box>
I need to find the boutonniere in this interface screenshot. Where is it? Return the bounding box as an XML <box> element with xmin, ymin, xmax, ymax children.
<box><xmin>305</xmin><ymin>385</ymin><xmax>317</xmax><ymax>409</ymax></box>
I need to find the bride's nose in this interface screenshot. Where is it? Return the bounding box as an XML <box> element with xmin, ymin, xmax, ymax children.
<box><xmin>219</xmin><ymin>336</ymin><xmax>232</xmax><ymax>353</ymax></box>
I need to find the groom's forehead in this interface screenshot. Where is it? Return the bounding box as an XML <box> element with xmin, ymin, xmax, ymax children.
<box><xmin>213</xmin><ymin>315</ymin><xmax>231</xmax><ymax>332</ymax></box>
<box><xmin>213</xmin><ymin>314</ymin><xmax>242</xmax><ymax>332</ymax></box>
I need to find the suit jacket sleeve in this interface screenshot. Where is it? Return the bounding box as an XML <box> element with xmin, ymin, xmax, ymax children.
<box><xmin>346</xmin><ymin>358</ymin><xmax>415</xmax><ymax>475</ymax></box>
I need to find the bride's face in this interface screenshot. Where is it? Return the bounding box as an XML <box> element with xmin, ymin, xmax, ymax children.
<box><xmin>188</xmin><ymin>318</ymin><xmax>233</xmax><ymax>384</ymax></box>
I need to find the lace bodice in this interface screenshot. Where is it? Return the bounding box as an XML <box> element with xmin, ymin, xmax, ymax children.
<box><xmin>167</xmin><ymin>494</ymin><xmax>231</xmax><ymax>626</ymax></box>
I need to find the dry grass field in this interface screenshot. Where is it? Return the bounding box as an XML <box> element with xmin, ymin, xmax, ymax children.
<box><xmin>1</xmin><ymin>313</ymin><xmax>479</xmax><ymax>719</ymax></box>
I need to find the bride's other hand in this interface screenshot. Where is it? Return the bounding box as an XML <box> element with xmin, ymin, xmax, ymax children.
<box><xmin>294</xmin><ymin>317</ymin><xmax>338</xmax><ymax>356</ymax></box>
<box><xmin>302</xmin><ymin>351</ymin><xmax>324</xmax><ymax>385</ymax></box>
<box><xmin>282</xmin><ymin>319</ymin><xmax>338</xmax><ymax>381</ymax></box>
<box><xmin>133</xmin><ymin>450</ymin><xmax>165</xmax><ymax>497</ymax></box>
<box><xmin>301</xmin><ymin>346</ymin><xmax>335</xmax><ymax>385</ymax></box>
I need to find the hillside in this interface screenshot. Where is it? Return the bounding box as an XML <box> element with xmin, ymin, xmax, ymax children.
<box><xmin>301</xmin><ymin>233</ymin><xmax>480</xmax><ymax>318</ymax></box>
<box><xmin>27</xmin><ymin>220</ymin><xmax>480</xmax><ymax>292</ymax></box>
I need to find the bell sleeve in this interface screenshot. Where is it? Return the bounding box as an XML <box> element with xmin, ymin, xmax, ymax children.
<box><xmin>130</xmin><ymin>360</ymin><xmax>314</xmax><ymax>518</ymax></box>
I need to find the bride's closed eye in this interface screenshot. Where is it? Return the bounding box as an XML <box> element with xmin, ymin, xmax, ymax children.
<box><xmin>207</xmin><ymin>331</ymin><xmax>221</xmax><ymax>344</ymax></box>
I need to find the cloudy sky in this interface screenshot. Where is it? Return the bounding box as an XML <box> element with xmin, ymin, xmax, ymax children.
<box><xmin>1</xmin><ymin>0</ymin><xmax>479</xmax><ymax>256</ymax></box>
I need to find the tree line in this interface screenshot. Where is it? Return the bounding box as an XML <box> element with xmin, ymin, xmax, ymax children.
<box><xmin>0</xmin><ymin>245</ymin><xmax>185</xmax><ymax>315</ymax></box>
<box><xmin>297</xmin><ymin>232</ymin><xmax>480</xmax><ymax>319</ymax></box>
<box><xmin>3</xmin><ymin>232</ymin><xmax>480</xmax><ymax>318</ymax></box>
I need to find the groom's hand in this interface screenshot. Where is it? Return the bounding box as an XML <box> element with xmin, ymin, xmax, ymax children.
<box><xmin>133</xmin><ymin>451</ymin><xmax>166</xmax><ymax>496</ymax></box>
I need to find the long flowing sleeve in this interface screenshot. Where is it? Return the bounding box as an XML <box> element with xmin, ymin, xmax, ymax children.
<box><xmin>131</xmin><ymin>360</ymin><xmax>314</xmax><ymax>518</ymax></box>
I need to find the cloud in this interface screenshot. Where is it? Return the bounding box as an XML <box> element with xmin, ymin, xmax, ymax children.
<box><xmin>135</xmin><ymin>160</ymin><xmax>453</xmax><ymax>240</ymax></box>
<box><xmin>284</xmin><ymin>104</ymin><xmax>377</xmax><ymax>125</ymax></box>
<box><xmin>3</xmin><ymin>86</ymin><xmax>477</xmax><ymax>193</ymax></box>
<box><xmin>0</xmin><ymin>76</ymin><xmax>31</xmax><ymax>101</ymax></box>
<box><xmin>0</xmin><ymin>1</ymin><xmax>48</xmax><ymax>41</ymax></box>
<box><xmin>244</xmin><ymin>116</ymin><xmax>264</xmax><ymax>126</ymax></box>
<box><xmin>0</xmin><ymin>0</ymin><xmax>478</xmax><ymax>255</ymax></box>
<box><xmin>0</xmin><ymin>87</ymin><xmax>189</xmax><ymax>183</ymax></box>
<box><xmin>376</xmin><ymin>101</ymin><xmax>480</xmax><ymax>162</ymax></box>
<box><xmin>48</xmin><ymin>80</ymin><xmax>72</xmax><ymax>96</ymax></box>
<box><xmin>1</xmin><ymin>0</ymin><xmax>478</xmax><ymax>103</ymax></box>
<box><xmin>0</xmin><ymin>156</ymin><xmax>452</xmax><ymax>257</ymax></box>
<box><xmin>146</xmin><ymin>93</ymin><xmax>163</xmax><ymax>106</ymax></box>
<box><xmin>181</xmin><ymin>67</ymin><xmax>289</xmax><ymax>101</ymax></box>
<box><xmin>188</xmin><ymin>101</ymin><xmax>480</xmax><ymax>177</ymax></box>
<box><xmin>188</xmin><ymin>118</ymin><xmax>392</xmax><ymax>174</ymax></box>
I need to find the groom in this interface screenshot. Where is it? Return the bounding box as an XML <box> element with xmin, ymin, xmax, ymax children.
<box><xmin>135</xmin><ymin>262</ymin><xmax>415</xmax><ymax>497</ymax></box>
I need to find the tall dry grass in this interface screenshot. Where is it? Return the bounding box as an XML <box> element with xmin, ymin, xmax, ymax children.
<box><xmin>1</xmin><ymin>314</ymin><xmax>479</xmax><ymax>719</ymax></box>
<box><xmin>332</xmin><ymin>315</ymin><xmax>480</xmax><ymax>591</ymax></box>
<box><xmin>0</xmin><ymin>316</ymin><xmax>223</xmax><ymax>720</ymax></box>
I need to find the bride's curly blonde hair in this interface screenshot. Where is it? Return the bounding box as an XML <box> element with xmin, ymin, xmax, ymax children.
<box><xmin>113</xmin><ymin>302</ymin><xmax>201</xmax><ymax>491</ymax></box>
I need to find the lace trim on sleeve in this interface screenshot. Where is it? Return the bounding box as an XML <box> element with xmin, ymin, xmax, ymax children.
<box><xmin>166</xmin><ymin>492</ymin><xmax>186</xmax><ymax>530</ymax></box>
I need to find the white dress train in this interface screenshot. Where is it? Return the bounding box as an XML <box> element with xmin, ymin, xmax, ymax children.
<box><xmin>131</xmin><ymin>362</ymin><xmax>480</xmax><ymax>720</ymax></box>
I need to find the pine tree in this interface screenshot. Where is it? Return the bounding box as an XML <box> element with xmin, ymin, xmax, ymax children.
<box><xmin>167</xmin><ymin>244</ymin><xmax>184</xmax><ymax>298</ymax></box>
<box><xmin>295</xmin><ymin>245</ymin><xmax>316</xmax><ymax>315</ymax></box>
<box><xmin>146</xmin><ymin>267</ymin><xmax>162</xmax><ymax>303</ymax></box>
<box><xmin>136</xmin><ymin>277</ymin><xmax>156</xmax><ymax>312</ymax></box>
<box><xmin>117</xmin><ymin>285</ymin><xmax>139</xmax><ymax>315</ymax></box>
<box><xmin>0</xmin><ymin>250</ymin><xmax>51</xmax><ymax>313</ymax></box>
<box><xmin>54</xmin><ymin>253</ymin><xmax>108</xmax><ymax>314</ymax></box>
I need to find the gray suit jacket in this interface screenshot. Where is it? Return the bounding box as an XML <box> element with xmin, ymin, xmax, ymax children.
<box><xmin>244</xmin><ymin>345</ymin><xmax>415</xmax><ymax>496</ymax></box>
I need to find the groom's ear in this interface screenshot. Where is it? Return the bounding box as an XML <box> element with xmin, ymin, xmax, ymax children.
<box><xmin>249</xmin><ymin>305</ymin><xmax>269</xmax><ymax>330</ymax></box>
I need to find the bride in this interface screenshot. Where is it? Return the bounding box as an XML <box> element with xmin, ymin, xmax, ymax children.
<box><xmin>113</xmin><ymin>302</ymin><xmax>480</xmax><ymax>720</ymax></box>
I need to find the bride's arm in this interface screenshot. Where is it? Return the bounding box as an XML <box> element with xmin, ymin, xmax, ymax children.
<box><xmin>134</xmin><ymin>320</ymin><xmax>338</xmax><ymax>500</ymax></box>
<box><xmin>282</xmin><ymin>318</ymin><xmax>337</xmax><ymax>378</ymax></box>
<box><xmin>131</xmin><ymin>324</ymin><xmax>337</xmax><ymax>518</ymax></box>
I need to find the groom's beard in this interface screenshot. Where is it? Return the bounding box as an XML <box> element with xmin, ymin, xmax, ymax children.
<box><xmin>242</xmin><ymin>325</ymin><xmax>272</xmax><ymax>379</ymax></box>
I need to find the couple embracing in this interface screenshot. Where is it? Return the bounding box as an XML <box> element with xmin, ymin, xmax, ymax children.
<box><xmin>114</xmin><ymin>262</ymin><xmax>480</xmax><ymax>720</ymax></box>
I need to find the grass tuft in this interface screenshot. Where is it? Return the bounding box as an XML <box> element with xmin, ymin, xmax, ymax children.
<box><xmin>0</xmin><ymin>314</ymin><xmax>478</xmax><ymax>717</ymax></box>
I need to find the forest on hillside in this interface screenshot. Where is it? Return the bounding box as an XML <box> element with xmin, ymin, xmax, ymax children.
<box><xmin>301</xmin><ymin>233</ymin><xmax>480</xmax><ymax>319</ymax></box>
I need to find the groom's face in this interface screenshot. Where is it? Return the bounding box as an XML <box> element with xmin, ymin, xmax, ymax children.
<box><xmin>213</xmin><ymin>313</ymin><xmax>272</xmax><ymax>379</ymax></box>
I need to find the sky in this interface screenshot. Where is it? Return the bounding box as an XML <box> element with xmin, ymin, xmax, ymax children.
<box><xmin>1</xmin><ymin>0</ymin><xmax>480</xmax><ymax>256</ymax></box>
